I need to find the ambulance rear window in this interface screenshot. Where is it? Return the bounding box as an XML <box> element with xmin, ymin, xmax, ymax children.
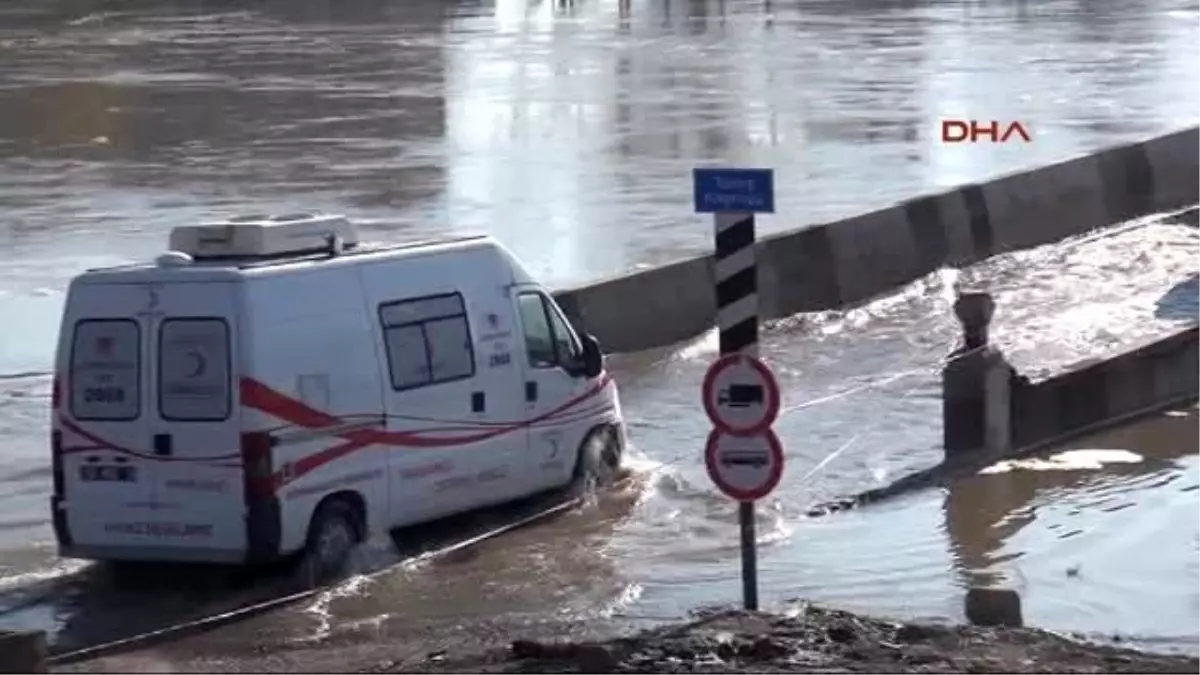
<box><xmin>69</xmin><ymin>319</ymin><xmax>141</xmax><ymax>421</ymax></box>
<box><xmin>158</xmin><ymin>318</ymin><xmax>232</xmax><ymax>422</ymax></box>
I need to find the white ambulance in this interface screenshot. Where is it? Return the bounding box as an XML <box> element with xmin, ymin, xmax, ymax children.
<box><xmin>50</xmin><ymin>213</ymin><xmax>626</xmax><ymax>582</ymax></box>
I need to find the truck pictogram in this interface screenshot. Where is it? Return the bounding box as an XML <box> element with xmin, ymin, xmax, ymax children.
<box><xmin>718</xmin><ymin>384</ymin><xmax>764</xmax><ymax>408</ymax></box>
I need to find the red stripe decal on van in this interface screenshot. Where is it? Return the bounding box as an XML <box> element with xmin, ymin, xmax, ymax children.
<box><xmin>53</xmin><ymin>374</ymin><xmax>616</xmax><ymax>485</ymax></box>
<box><xmin>57</xmin><ymin>418</ymin><xmax>242</xmax><ymax>463</ymax></box>
<box><xmin>346</xmin><ymin>402</ymin><xmax>611</xmax><ymax>435</ymax></box>
<box><xmin>240</xmin><ymin>373</ymin><xmax>616</xmax><ymax>488</ymax></box>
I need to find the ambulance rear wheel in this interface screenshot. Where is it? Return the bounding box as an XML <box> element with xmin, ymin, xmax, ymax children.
<box><xmin>106</xmin><ymin>560</ymin><xmax>155</xmax><ymax>589</ymax></box>
<box><xmin>300</xmin><ymin>499</ymin><xmax>360</xmax><ymax>587</ymax></box>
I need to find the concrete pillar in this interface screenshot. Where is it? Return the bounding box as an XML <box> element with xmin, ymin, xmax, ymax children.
<box><xmin>983</xmin><ymin>349</ymin><xmax>1012</xmax><ymax>454</ymax></box>
<box><xmin>965</xmin><ymin>587</ymin><xmax>1024</xmax><ymax>627</ymax></box>
<box><xmin>943</xmin><ymin>292</ymin><xmax>1013</xmax><ymax>461</ymax></box>
<box><xmin>0</xmin><ymin>630</ymin><xmax>48</xmax><ymax>674</ymax></box>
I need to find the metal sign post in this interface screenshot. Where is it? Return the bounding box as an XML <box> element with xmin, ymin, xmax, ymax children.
<box><xmin>693</xmin><ymin>167</ymin><xmax>780</xmax><ymax>611</ymax></box>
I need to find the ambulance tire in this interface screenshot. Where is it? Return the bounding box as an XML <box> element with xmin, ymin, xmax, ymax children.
<box><xmin>571</xmin><ymin>425</ymin><xmax>621</xmax><ymax>492</ymax></box>
<box><xmin>106</xmin><ymin>560</ymin><xmax>156</xmax><ymax>589</ymax></box>
<box><xmin>299</xmin><ymin>498</ymin><xmax>360</xmax><ymax>588</ymax></box>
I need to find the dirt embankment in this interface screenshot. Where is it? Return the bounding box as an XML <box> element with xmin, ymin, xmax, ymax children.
<box><xmin>381</xmin><ymin>606</ymin><xmax>1198</xmax><ymax>675</ymax></box>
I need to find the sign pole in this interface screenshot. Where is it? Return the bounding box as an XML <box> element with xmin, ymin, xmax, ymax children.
<box><xmin>714</xmin><ymin>210</ymin><xmax>760</xmax><ymax>611</ymax></box>
<box><xmin>694</xmin><ymin>166</ymin><xmax>776</xmax><ymax>614</ymax></box>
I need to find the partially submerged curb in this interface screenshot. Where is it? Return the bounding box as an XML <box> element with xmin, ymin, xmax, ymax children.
<box><xmin>392</xmin><ymin>605</ymin><xmax>1199</xmax><ymax>674</ymax></box>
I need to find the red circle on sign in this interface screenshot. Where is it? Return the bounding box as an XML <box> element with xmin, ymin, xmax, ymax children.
<box><xmin>704</xmin><ymin>427</ymin><xmax>784</xmax><ymax>502</ymax></box>
<box><xmin>700</xmin><ymin>353</ymin><xmax>781</xmax><ymax>437</ymax></box>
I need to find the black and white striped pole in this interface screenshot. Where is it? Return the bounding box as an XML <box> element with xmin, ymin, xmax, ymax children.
<box><xmin>715</xmin><ymin>211</ymin><xmax>759</xmax><ymax>356</ymax></box>
<box><xmin>718</xmin><ymin>209</ymin><xmax>762</xmax><ymax>611</ymax></box>
<box><xmin>695</xmin><ymin>168</ymin><xmax>783</xmax><ymax>612</ymax></box>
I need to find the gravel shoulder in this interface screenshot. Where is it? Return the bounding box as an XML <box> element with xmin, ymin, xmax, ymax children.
<box><xmin>385</xmin><ymin>606</ymin><xmax>1198</xmax><ymax>675</ymax></box>
<box><xmin>55</xmin><ymin>599</ymin><xmax>1200</xmax><ymax>674</ymax></box>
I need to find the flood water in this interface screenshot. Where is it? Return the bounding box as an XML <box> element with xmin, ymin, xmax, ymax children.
<box><xmin>0</xmin><ymin>0</ymin><xmax>1198</xmax><ymax>665</ymax></box>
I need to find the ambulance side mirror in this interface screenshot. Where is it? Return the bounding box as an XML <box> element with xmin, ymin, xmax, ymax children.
<box><xmin>580</xmin><ymin>334</ymin><xmax>604</xmax><ymax>379</ymax></box>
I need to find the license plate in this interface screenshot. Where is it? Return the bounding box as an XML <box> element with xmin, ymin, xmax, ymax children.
<box><xmin>80</xmin><ymin>465</ymin><xmax>138</xmax><ymax>482</ymax></box>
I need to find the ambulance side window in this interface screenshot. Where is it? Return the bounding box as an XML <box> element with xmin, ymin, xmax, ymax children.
<box><xmin>69</xmin><ymin>319</ymin><xmax>141</xmax><ymax>421</ymax></box>
<box><xmin>517</xmin><ymin>292</ymin><xmax>581</xmax><ymax>368</ymax></box>
<box><xmin>379</xmin><ymin>292</ymin><xmax>476</xmax><ymax>391</ymax></box>
<box><xmin>517</xmin><ymin>292</ymin><xmax>556</xmax><ymax>368</ymax></box>
<box><xmin>158</xmin><ymin>318</ymin><xmax>232</xmax><ymax>421</ymax></box>
<box><xmin>544</xmin><ymin>297</ymin><xmax>582</xmax><ymax>364</ymax></box>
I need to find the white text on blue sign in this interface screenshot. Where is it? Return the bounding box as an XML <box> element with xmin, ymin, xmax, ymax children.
<box><xmin>692</xmin><ymin>168</ymin><xmax>775</xmax><ymax>214</ymax></box>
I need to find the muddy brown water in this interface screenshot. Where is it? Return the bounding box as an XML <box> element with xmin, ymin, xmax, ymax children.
<box><xmin>0</xmin><ymin>0</ymin><xmax>1197</xmax><ymax>663</ymax></box>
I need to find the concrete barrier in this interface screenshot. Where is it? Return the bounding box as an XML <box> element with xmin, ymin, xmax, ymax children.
<box><xmin>1009</xmin><ymin>327</ymin><xmax>1199</xmax><ymax>451</ymax></box>
<box><xmin>944</xmin><ymin>293</ymin><xmax>1198</xmax><ymax>458</ymax></box>
<box><xmin>0</xmin><ymin>630</ymin><xmax>48</xmax><ymax>674</ymax></box>
<box><xmin>804</xmin><ymin>291</ymin><xmax>1198</xmax><ymax>517</ymax></box>
<box><xmin>554</xmin><ymin>256</ymin><xmax>714</xmax><ymax>355</ymax></box>
<box><xmin>555</xmin><ymin>127</ymin><xmax>1199</xmax><ymax>354</ymax></box>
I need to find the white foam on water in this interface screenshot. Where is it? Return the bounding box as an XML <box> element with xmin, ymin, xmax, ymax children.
<box><xmin>595</xmin><ymin>581</ymin><xmax>644</xmax><ymax>619</ymax></box>
<box><xmin>622</xmin><ymin>446</ymin><xmax>664</xmax><ymax>478</ymax></box>
<box><xmin>673</xmin><ymin>266</ymin><xmax>962</xmax><ymax>363</ymax></box>
<box><xmin>0</xmin><ymin>558</ymin><xmax>89</xmax><ymax>591</ymax></box>
<box><xmin>758</xmin><ymin>510</ymin><xmax>795</xmax><ymax>547</ymax></box>
<box><xmin>291</xmin><ymin>573</ymin><xmax>373</xmax><ymax>644</ymax></box>
<box><xmin>674</xmin><ymin>329</ymin><xmax>719</xmax><ymax>361</ymax></box>
<box><xmin>337</xmin><ymin>612</ymin><xmax>391</xmax><ymax>633</ymax></box>
<box><xmin>980</xmin><ymin>449</ymin><xmax>1144</xmax><ymax>475</ymax></box>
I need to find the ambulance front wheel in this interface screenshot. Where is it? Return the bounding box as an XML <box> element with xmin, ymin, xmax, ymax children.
<box><xmin>572</xmin><ymin>425</ymin><xmax>621</xmax><ymax>491</ymax></box>
<box><xmin>300</xmin><ymin>497</ymin><xmax>362</xmax><ymax>587</ymax></box>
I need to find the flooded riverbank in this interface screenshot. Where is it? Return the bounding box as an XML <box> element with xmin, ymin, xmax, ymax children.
<box><xmin>1</xmin><ymin>0</ymin><xmax>1197</xmax><ymax>663</ymax></box>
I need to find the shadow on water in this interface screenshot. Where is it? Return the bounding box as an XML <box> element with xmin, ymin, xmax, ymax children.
<box><xmin>1155</xmin><ymin>274</ymin><xmax>1199</xmax><ymax>321</ymax></box>
<box><xmin>945</xmin><ymin>406</ymin><xmax>1199</xmax><ymax>591</ymax></box>
<box><xmin>1152</xmin><ymin>213</ymin><xmax>1200</xmax><ymax>321</ymax></box>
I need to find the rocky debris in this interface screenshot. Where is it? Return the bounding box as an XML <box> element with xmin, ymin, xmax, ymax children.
<box><xmin>964</xmin><ymin>587</ymin><xmax>1024</xmax><ymax>628</ymax></box>
<box><xmin>803</xmin><ymin>462</ymin><xmax>953</xmax><ymax>520</ymax></box>
<box><xmin>804</xmin><ymin>498</ymin><xmax>857</xmax><ymax>518</ymax></box>
<box><xmin>397</xmin><ymin>604</ymin><xmax>1199</xmax><ymax>674</ymax></box>
<box><xmin>507</xmin><ymin>640</ymin><xmax>622</xmax><ymax>672</ymax></box>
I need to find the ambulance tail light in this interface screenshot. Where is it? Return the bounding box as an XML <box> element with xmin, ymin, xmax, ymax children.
<box><xmin>50</xmin><ymin>426</ymin><xmax>71</xmax><ymax>547</ymax></box>
<box><xmin>241</xmin><ymin>431</ymin><xmax>276</xmax><ymax>498</ymax></box>
<box><xmin>51</xmin><ymin>429</ymin><xmax>64</xmax><ymax>497</ymax></box>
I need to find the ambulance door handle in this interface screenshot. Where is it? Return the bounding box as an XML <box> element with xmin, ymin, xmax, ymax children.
<box><xmin>525</xmin><ymin>381</ymin><xmax>538</xmax><ymax>402</ymax></box>
<box><xmin>153</xmin><ymin>433</ymin><xmax>173</xmax><ymax>457</ymax></box>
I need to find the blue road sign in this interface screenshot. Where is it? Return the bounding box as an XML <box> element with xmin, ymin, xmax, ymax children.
<box><xmin>692</xmin><ymin>168</ymin><xmax>775</xmax><ymax>214</ymax></box>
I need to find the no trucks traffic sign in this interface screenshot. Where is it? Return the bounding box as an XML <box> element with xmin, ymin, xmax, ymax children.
<box><xmin>701</xmin><ymin>353</ymin><xmax>781</xmax><ymax>436</ymax></box>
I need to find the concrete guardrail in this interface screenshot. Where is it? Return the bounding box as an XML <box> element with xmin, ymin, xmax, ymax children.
<box><xmin>555</xmin><ymin>127</ymin><xmax>1200</xmax><ymax>354</ymax></box>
